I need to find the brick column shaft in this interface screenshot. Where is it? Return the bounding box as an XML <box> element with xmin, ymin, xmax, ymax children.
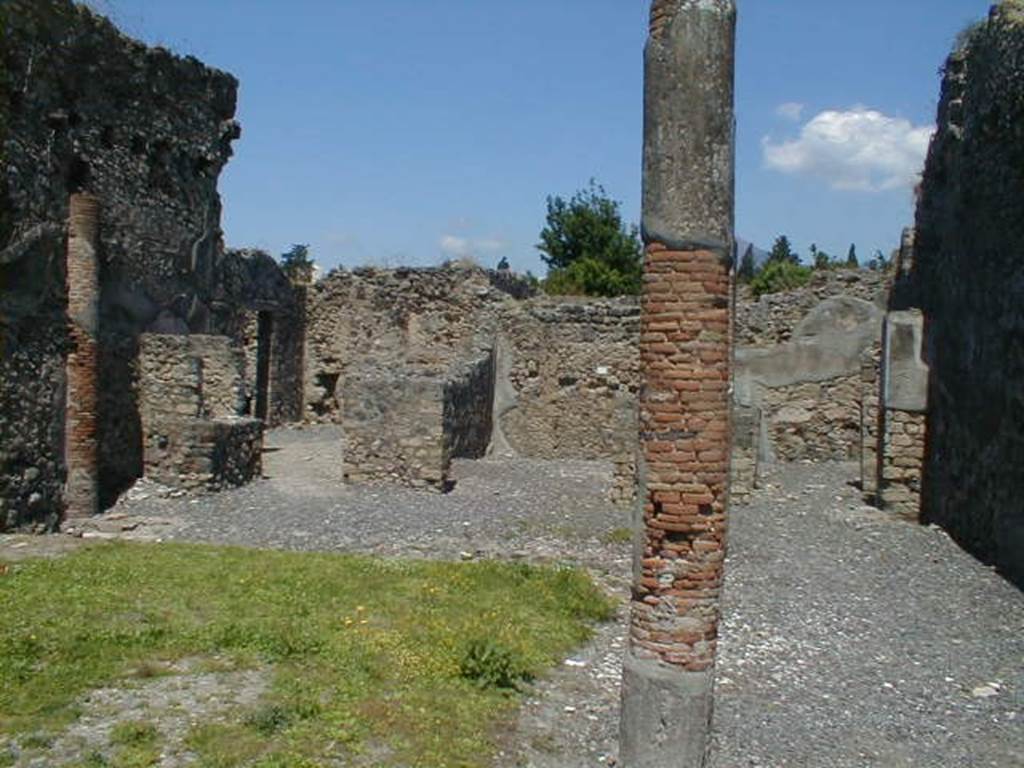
<box><xmin>631</xmin><ymin>243</ymin><xmax>730</xmax><ymax>670</ymax></box>
<box><xmin>64</xmin><ymin>194</ymin><xmax>101</xmax><ymax>519</ymax></box>
<box><xmin>620</xmin><ymin>2</ymin><xmax>736</xmax><ymax>766</ymax></box>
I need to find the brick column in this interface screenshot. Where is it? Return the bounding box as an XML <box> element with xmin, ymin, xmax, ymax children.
<box><xmin>64</xmin><ymin>194</ymin><xmax>101</xmax><ymax>520</ymax></box>
<box><xmin>619</xmin><ymin>3</ymin><xmax>736</xmax><ymax>767</ymax></box>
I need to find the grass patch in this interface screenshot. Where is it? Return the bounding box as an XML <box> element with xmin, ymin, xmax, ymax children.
<box><xmin>0</xmin><ymin>542</ymin><xmax>614</xmax><ymax>767</ymax></box>
<box><xmin>601</xmin><ymin>527</ymin><xmax>633</xmax><ymax>545</ymax></box>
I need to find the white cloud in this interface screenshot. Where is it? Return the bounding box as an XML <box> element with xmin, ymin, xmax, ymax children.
<box><xmin>775</xmin><ymin>102</ymin><xmax>804</xmax><ymax>122</ymax></box>
<box><xmin>762</xmin><ymin>107</ymin><xmax>933</xmax><ymax>192</ymax></box>
<box><xmin>439</xmin><ymin>234</ymin><xmax>507</xmax><ymax>259</ymax></box>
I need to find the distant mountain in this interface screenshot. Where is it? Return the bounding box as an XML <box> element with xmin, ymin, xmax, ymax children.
<box><xmin>736</xmin><ymin>238</ymin><xmax>770</xmax><ymax>267</ymax></box>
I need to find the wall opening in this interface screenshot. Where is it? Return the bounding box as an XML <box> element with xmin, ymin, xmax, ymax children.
<box><xmin>255</xmin><ymin>311</ymin><xmax>274</xmax><ymax>422</ymax></box>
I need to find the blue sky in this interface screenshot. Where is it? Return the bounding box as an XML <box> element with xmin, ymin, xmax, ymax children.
<box><xmin>95</xmin><ymin>0</ymin><xmax>992</xmax><ymax>273</ymax></box>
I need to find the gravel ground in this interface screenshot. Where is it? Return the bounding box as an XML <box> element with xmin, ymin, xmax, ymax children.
<box><xmin>710</xmin><ymin>461</ymin><xmax>1024</xmax><ymax>768</ymax></box>
<box><xmin>5</xmin><ymin>429</ymin><xmax>1023</xmax><ymax>767</ymax></box>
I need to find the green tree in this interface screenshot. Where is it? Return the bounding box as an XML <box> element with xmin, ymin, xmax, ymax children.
<box><xmin>769</xmin><ymin>235</ymin><xmax>799</xmax><ymax>265</ymax></box>
<box><xmin>810</xmin><ymin>243</ymin><xmax>835</xmax><ymax>270</ymax></box>
<box><xmin>749</xmin><ymin>260</ymin><xmax>813</xmax><ymax>298</ymax></box>
<box><xmin>496</xmin><ymin>256</ymin><xmax>510</xmax><ymax>271</ymax></box>
<box><xmin>846</xmin><ymin>243</ymin><xmax>859</xmax><ymax>268</ymax></box>
<box><xmin>537</xmin><ymin>180</ymin><xmax>642</xmax><ymax>297</ymax></box>
<box><xmin>280</xmin><ymin>243</ymin><xmax>313</xmax><ymax>280</ymax></box>
<box><xmin>737</xmin><ymin>244</ymin><xmax>756</xmax><ymax>283</ymax></box>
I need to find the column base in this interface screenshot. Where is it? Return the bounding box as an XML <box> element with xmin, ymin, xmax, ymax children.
<box><xmin>618</xmin><ymin>653</ymin><xmax>714</xmax><ymax>768</ymax></box>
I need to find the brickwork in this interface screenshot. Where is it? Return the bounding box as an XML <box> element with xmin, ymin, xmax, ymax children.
<box><xmin>621</xmin><ymin>3</ymin><xmax>735</xmax><ymax>763</ymax></box>
<box><xmin>631</xmin><ymin>245</ymin><xmax>731</xmax><ymax>671</ymax></box>
<box><xmin>859</xmin><ymin>345</ymin><xmax>881</xmax><ymax>498</ymax></box>
<box><xmin>64</xmin><ymin>194</ymin><xmax>100</xmax><ymax>520</ymax></box>
<box><xmin>878</xmin><ymin>409</ymin><xmax>926</xmax><ymax>520</ymax></box>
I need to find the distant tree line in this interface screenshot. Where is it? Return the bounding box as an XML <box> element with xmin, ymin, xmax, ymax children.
<box><xmin>740</xmin><ymin>235</ymin><xmax>892</xmax><ymax>297</ymax></box>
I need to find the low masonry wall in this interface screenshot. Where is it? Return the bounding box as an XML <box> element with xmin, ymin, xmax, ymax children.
<box><xmin>138</xmin><ymin>333</ymin><xmax>262</xmax><ymax>492</ymax></box>
<box><xmin>343</xmin><ymin>366</ymin><xmax>450</xmax><ymax>491</ymax></box>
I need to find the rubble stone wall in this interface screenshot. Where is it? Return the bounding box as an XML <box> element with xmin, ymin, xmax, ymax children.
<box><xmin>305</xmin><ymin>264</ymin><xmax>519</xmax><ymax>421</ymax></box>
<box><xmin>342</xmin><ymin>368</ymin><xmax>449</xmax><ymax>491</ymax></box>
<box><xmin>1</xmin><ymin>0</ymin><xmax>242</xmax><ymax>526</ymax></box>
<box><xmin>143</xmin><ymin>418</ymin><xmax>262</xmax><ymax>493</ymax></box>
<box><xmin>443</xmin><ymin>350</ymin><xmax>496</xmax><ymax>461</ymax></box>
<box><xmin>304</xmin><ymin>264</ymin><xmax>639</xmax><ymax>498</ymax></box>
<box><xmin>138</xmin><ymin>334</ymin><xmax>246</xmax><ymax>422</ymax></box>
<box><xmin>497</xmin><ymin>297</ymin><xmax>640</xmax><ymax>499</ymax></box>
<box><xmin>910</xmin><ymin>2</ymin><xmax>1024</xmax><ymax>586</ymax></box>
<box><xmin>757</xmin><ymin>374</ymin><xmax>863</xmax><ymax>462</ymax></box>
<box><xmin>137</xmin><ymin>333</ymin><xmax>259</xmax><ymax>492</ymax></box>
<box><xmin>736</xmin><ymin>268</ymin><xmax>888</xmax><ymax>348</ymax></box>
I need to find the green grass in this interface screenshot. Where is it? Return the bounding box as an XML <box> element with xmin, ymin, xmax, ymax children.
<box><xmin>0</xmin><ymin>542</ymin><xmax>614</xmax><ymax>767</ymax></box>
<box><xmin>601</xmin><ymin>527</ymin><xmax>633</xmax><ymax>545</ymax></box>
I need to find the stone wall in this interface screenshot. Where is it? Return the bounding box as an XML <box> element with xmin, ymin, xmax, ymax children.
<box><xmin>305</xmin><ymin>264</ymin><xmax>518</xmax><ymax>420</ymax></box>
<box><xmin>137</xmin><ymin>334</ymin><xmax>261</xmax><ymax>492</ymax></box>
<box><xmin>908</xmin><ymin>2</ymin><xmax>1024</xmax><ymax>586</ymax></box>
<box><xmin>878</xmin><ymin>409</ymin><xmax>926</xmax><ymax>520</ymax></box>
<box><xmin>217</xmin><ymin>249</ymin><xmax>306</xmax><ymax>426</ymax></box>
<box><xmin>304</xmin><ymin>264</ymin><xmax>639</xmax><ymax>500</ymax></box>
<box><xmin>143</xmin><ymin>418</ymin><xmax>262</xmax><ymax>493</ymax></box>
<box><xmin>497</xmin><ymin>297</ymin><xmax>640</xmax><ymax>498</ymax></box>
<box><xmin>736</xmin><ymin>268</ymin><xmax>888</xmax><ymax>348</ymax></box>
<box><xmin>342</xmin><ymin>366</ymin><xmax>450</xmax><ymax>491</ymax></box>
<box><xmin>733</xmin><ymin>295</ymin><xmax>884</xmax><ymax>478</ymax></box>
<box><xmin>443</xmin><ymin>350</ymin><xmax>496</xmax><ymax>461</ymax></box>
<box><xmin>1</xmin><ymin>0</ymin><xmax>249</xmax><ymax>526</ymax></box>
<box><xmin>859</xmin><ymin>344</ymin><xmax>882</xmax><ymax>498</ymax></box>
<box><xmin>138</xmin><ymin>334</ymin><xmax>246</xmax><ymax>421</ymax></box>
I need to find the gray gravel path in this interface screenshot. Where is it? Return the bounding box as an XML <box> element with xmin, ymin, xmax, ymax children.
<box><xmin>50</xmin><ymin>431</ymin><xmax>1024</xmax><ymax>767</ymax></box>
<box><xmin>711</xmin><ymin>461</ymin><xmax>1024</xmax><ymax>768</ymax></box>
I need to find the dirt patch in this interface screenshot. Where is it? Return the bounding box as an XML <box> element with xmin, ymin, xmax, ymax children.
<box><xmin>6</xmin><ymin>657</ymin><xmax>270</xmax><ymax>767</ymax></box>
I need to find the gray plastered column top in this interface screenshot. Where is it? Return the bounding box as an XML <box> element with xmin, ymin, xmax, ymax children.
<box><xmin>642</xmin><ymin>0</ymin><xmax>736</xmax><ymax>256</ymax></box>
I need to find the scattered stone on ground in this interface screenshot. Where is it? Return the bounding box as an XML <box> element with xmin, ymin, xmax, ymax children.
<box><xmin>2</xmin><ymin>431</ymin><xmax>1022</xmax><ymax>767</ymax></box>
<box><xmin>8</xmin><ymin>657</ymin><xmax>268</xmax><ymax>768</ymax></box>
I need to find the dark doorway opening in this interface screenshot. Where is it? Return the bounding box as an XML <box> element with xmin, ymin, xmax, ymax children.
<box><xmin>255</xmin><ymin>311</ymin><xmax>274</xmax><ymax>422</ymax></box>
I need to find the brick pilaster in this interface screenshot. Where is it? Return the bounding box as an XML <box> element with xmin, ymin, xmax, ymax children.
<box><xmin>64</xmin><ymin>194</ymin><xmax>101</xmax><ymax>520</ymax></box>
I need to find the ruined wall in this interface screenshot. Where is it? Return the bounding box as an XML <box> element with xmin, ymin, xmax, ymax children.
<box><xmin>305</xmin><ymin>264</ymin><xmax>639</xmax><ymax>498</ymax></box>
<box><xmin>733</xmin><ymin>295</ymin><xmax>884</xmax><ymax>476</ymax></box>
<box><xmin>443</xmin><ymin>351</ymin><xmax>495</xmax><ymax>461</ymax></box>
<box><xmin>859</xmin><ymin>344</ymin><xmax>882</xmax><ymax>498</ymax></box>
<box><xmin>138</xmin><ymin>334</ymin><xmax>246</xmax><ymax>421</ymax></box>
<box><xmin>216</xmin><ymin>249</ymin><xmax>306</xmax><ymax>426</ymax></box>
<box><xmin>305</xmin><ymin>264</ymin><xmax>521</xmax><ymax>420</ymax></box>
<box><xmin>736</xmin><ymin>268</ymin><xmax>888</xmax><ymax>348</ymax></box>
<box><xmin>910</xmin><ymin>2</ymin><xmax>1024</xmax><ymax>586</ymax></box>
<box><xmin>497</xmin><ymin>297</ymin><xmax>640</xmax><ymax>500</ymax></box>
<box><xmin>1</xmin><ymin>0</ymin><xmax>241</xmax><ymax>525</ymax></box>
<box><xmin>137</xmin><ymin>334</ymin><xmax>261</xmax><ymax>492</ymax></box>
<box><xmin>342</xmin><ymin>367</ymin><xmax>450</xmax><ymax>491</ymax></box>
